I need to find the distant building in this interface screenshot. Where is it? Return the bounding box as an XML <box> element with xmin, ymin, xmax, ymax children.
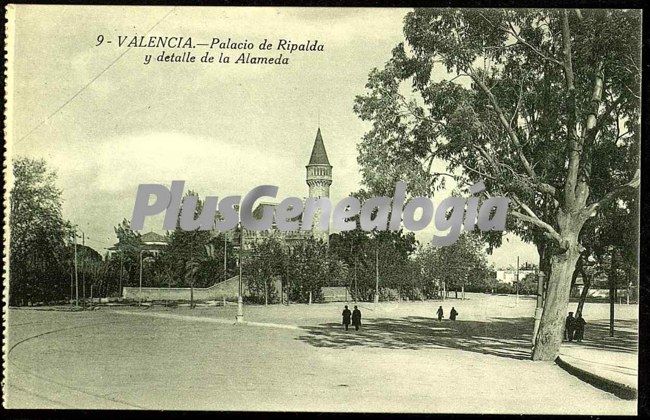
<box><xmin>242</xmin><ymin>127</ymin><xmax>333</xmax><ymax>249</ymax></box>
<box><xmin>240</xmin><ymin>201</ymin><xmax>313</xmax><ymax>251</ymax></box>
<box><xmin>111</xmin><ymin>129</ymin><xmax>332</xmax><ymax>257</ymax></box>
<box><xmin>495</xmin><ymin>268</ymin><xmax>536</xmax><ymax>284</ymax></box>
<box><xmin>107</xmin><ymin>231</ymin><xmax>168</xmax><ymax>259</ymax></box>
<box><xmin>305</xmin><ymin>127</ymin><xmax>333</xmax><ymax>243</ymax></box>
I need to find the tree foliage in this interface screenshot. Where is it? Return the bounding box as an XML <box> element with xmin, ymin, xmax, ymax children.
<box><xmin>148</xmin><ymin>192</ymin><xmax>238</xmax><ymax>289</ymax></box>
<box><xmin>329</xmin><ymin>200</ymin><xmax>419</xmax><ymax>301</ymax></box>
<box><xmin>354</xmin><ymin>8</ymin><xmax>640</xmax><ymax>360</ymax></box>
<box><xmin>285</xmin><ymin>238</ymin><xmax>333</xmax><ymax>303</ymax></box>
<box><xmin>9</xmin><ymin>157</ymin><xmax>73</xmax><ymax>305</ymax></box>
<box><xmin>417</xmin><ymin>233</ymin><xmax>492</xmax><ymax>295</ymax></box>
<box><xmin>246</xmin><ymin>237</ymin><xmax>285</xmax><ymax>304</ymax></box>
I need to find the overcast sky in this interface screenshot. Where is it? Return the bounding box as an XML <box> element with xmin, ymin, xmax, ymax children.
<box><xmin>8</xmin><ymin>5</ymin><xmax>536</xmax><ymax>268</ymax></box>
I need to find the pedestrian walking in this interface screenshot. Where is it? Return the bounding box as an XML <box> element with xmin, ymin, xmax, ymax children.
<box><xmin>437</xmin><ymin>305</ymin><xmax>444</xmax><ymax>321</ymax></box>
<box><xmin>565</xmin><ymin>312</ymin><xmax>575</xmax><ymax>342</ymax></box>
<box><xmin>352</xmin><ymin>306</ymin><xmax>362</xmax><ymax>331</ymax></box>
<box><xmin>449</xmin><ymin>307</ymin><xmax>458</xmax><ymax>321</ymax></box>
<box><xmin>342</xmin><ymin>305</ymin><xmax>351</xmax><ymax>331</ymax></box>
<box><xmin>574</xmin><ymin>314</ymin><xmax>586</xmax><ymax>342</ymax></box>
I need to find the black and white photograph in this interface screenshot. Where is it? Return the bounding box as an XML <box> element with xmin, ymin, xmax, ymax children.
<box><xmin>3</xmin><ymin>4</ymin><xmax>642</xmax><ymax>414</ymax></box>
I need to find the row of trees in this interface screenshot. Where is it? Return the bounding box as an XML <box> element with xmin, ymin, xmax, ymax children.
<box><xmin>6</xmin><ymin>157</ymin><xmax>525</xmax><ymax>307</ymax></box>
<box><xmin>10</xmin><ymin>156</ymin><xmax>636</xmax><ymax>315</ymax></box>
<box><xmin>247</xmin><ymin>237</ymin><xmax>336</xmax><ymax>304</ymax></box>
<box><xmin>7</xmin><ymin>160</ymin><xmax>241</xmax><ymax>305</ymax></box>
<box><xmin>245</xmin><ymin>229</ymin><xmax>497</xmax><ymax>305</ymax></box>
<box><xmin>108</xmin><ymin>190</ymin><xmax>499</xmax><ymax>305</ymax></box>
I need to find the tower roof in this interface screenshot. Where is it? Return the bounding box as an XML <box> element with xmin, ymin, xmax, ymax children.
<box><xmin>308</xmin><ymin>128</ymin><xmax>331</xmax><ymax>166</ymax></box>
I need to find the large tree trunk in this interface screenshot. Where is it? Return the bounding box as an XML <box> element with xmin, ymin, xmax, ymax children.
<box><xmin>532</xmin><ymin>227</ymin><xmax>583</xmax><ymax>361</ymax></box>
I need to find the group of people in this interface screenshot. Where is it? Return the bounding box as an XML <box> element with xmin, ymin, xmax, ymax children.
<box><xmin>341</xmin><ymin>305</ymin><xmax>585</xmax><ymax>342</ymax></box>
<box><xmin>342</xmin><ymin>304</ymin><xmax>459</xmax><ymax>330</ymax></box>
<box><xmin>436</xmin><ymin>306</ymin><xmax>458</xmax><ymax>321</ymax></box>
<box><xmin>564</xmin><ymin>312</ymin><xmax>587</xmax><ymax>342</ymax></box>
<box><xmin>341</xmin><ymin>305</ymin><xmax>362</xmax><ymax>331</ymax></box>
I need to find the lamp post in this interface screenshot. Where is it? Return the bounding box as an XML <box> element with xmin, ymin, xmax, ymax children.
<box><xmin>236</xmin><ymin>223</ymin><xmax>244</xmax><ymax>323</ymax></box>
<box><xmin>82</xmin><ymin>232</ymin><xmax>86</xmax><ymax>309</ymax></box>
<box><xmin>354</xmin><ymin>255</ymin><xmax>358</xmax><ymax>303</ymax></box>
<box><xmin>532</xmin><ymin>270</ymin><xmax>545</xmax><ymax>346</ymax></box>
<box><xmin>374</xmin><ymin>247</ymin><xmax>379</xmax><ymax>305</ymax></box>
<box><xmin>73</xmin><ymin>231</ymin><xmax>79</xmax><ymax>307</ymax></box>
<box><xmin>139</xmin><ymin>249</ymin><xmax>146</xmax><ymax>307</ymax></box>
<box><xmin>515</xmin><ymin>256</ymin><xmax>520</xmax><ymax>306</ymax></box>
<box><xmin>609</xmin><ymin>245</ymin><xmax>616</xmax><ymax>338</ymax></box>
<box><xmin>70</xmin><ymin>265</ymin><xmax>74</xmax><ymax>307</ymax></box>
<box><xmin>119</xmin><ymin>253</ymin><xmax>124</xmax><ymax>299</ymax></box>
<box><xmin>224</xmin><ymin>233</ymin><xmax>228</xmax><ymax>282</ymax></box>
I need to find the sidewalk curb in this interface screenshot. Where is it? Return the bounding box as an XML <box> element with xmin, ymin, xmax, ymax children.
<box><xmin>112</xmin><ymin>309</ymin><xmax>302</xmax><ymax>331</ymax></box>
<box><xmin>555</xmin><ymin>355</ymin><xmax>637</xmax><ymax>400</ymax></box>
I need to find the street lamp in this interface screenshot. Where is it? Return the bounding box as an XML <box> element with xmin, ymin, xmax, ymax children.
<box><xmin>72</xmin><ymin>231</ymin><xmax>79</xmax><ymax>307</ymax></box>
<box><xmin>224</xmin><ymin>233</ymin><xmax>228</xmax><ymax>282</ymax></box>
<box><xmin>119</xmin><ymin>253</ymin><xmax>124</xmax><ymax>299</ymax></box>
<box><xmin>139</xmin><ymin>249</ymin><xmax>148</xmax><ymax>307</ymax></box>
<box><xmin>374</xmin><ymin>247</ymin><xmax>379</xmax><ymax>305</ymax></box>
<box><xmin>236</xmin><ymin>223</ymin><xmax>244</xmax><ymax>323</ymax></box>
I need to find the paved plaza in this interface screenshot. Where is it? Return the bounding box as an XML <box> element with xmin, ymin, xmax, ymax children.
<box><xmin>3</xmin><ymin>294</ymin><xmax>637</xmax><ymax>413</ymax></box>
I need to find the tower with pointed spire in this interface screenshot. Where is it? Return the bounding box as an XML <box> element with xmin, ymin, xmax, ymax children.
<box><xmin>306</xmin><ymin>127</ymin><xmax>332</xmax><ymax>243</ymax></box>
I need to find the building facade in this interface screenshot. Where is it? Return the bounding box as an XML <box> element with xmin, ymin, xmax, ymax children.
<box><xmin>305</xmin><ymin>127</ymin><xmax>332</xmax><ymax>243</ymax></box>
<box><xmin>107</xmin><ymin>231</ymin><xmax>168</xmax><ymax>259</ymax></box>
<box><xmin>495</xmin><ymin>268</ymin><xmax>536</xmax><ymax>284</ymax></box>
<box><xmin>242</xmin><ymin>127</ymin><xmax>333</xmax><ymax>250</ymax></box>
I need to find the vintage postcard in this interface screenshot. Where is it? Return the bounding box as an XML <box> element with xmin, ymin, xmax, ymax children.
<box><xmin>3</xmin><ymin>4</ymin><xmax>641</xmax><ymax>414</ymax></box>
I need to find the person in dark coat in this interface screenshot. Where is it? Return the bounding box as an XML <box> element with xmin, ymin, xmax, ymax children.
<box><xmin>574</xmin><ymin>314</ymin><xmax>586</xmax><ymax>342</ymax></box>
<box><xmin>565</xmin><ymin>312</ymin><xmax>575</xmax><ymax>342</ymax></box>
<box><xmin>352</xmin><ymin>306</ymin><xmax>362</xmax><ymax>331</ymax></box>
<box><xmin>342</xmin><ymin>305</ymin><xmax>351</xmax><ymax>331</ymax></box>
<box><xmin>437</xmin><ymin>306</ymin><xmax>444</xmax><ymax>321</ymax></box>
<box><xmin>449</xmin><ymin>307</ymin><xmax>458</xmax><ymax>321</ymax></box>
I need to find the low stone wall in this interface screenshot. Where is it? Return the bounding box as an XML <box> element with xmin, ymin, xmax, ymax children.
<box><xmin>122</xmin><ymin>276</ymin><xmax>246</xmax><ymax>302</ymax></box>
<box><xmin>123</xmin><ymin>278</ymin><xmax>339</xmax><ymax>303</ymax></box>
<box><xmin>321</xmin><ymin>286</ymin><xmax>349</xmax><ymax>302</ymax></box>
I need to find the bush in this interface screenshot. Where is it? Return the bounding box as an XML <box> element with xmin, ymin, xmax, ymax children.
<box><xmin>379</xmin><ymin>287</ymin><xmax>400</xmax><ymax>301</ymax></box>
<box><xmin>399</xmin><ymin>287</ymin><xmax>427</xmax><ymax>301</ymax></box>
<box><xmin>495</xmin><ymin>282</ymin><xmax>516</xmax><ymax>294</ymax></box>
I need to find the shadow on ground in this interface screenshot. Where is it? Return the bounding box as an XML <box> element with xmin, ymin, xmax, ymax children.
<box><xmin>572</xmin><ymin>319</ymin><xmax>637</xmax><ymax>354</ymax></box>
<box><xmin>298</xmin><ymin>316</ymin><xmax>535</xmax><ymax>360</ymax></box>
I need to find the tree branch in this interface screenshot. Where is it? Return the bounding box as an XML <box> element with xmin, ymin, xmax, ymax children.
<box><xmin>474</xmin><ymin>140</ymin><xmax>557</xmax><ymax>198</ymax></box>
<box><xmin>561</xmin><ymin>9</ymin><xmax>581</xmax><ymax>209</ymax></box>
<box><xmin>469</xmin><ymin>70</ymin><xmax>539</xmax><ymax>182</ymax></box>
<box><xmin>584</xmin><ymin>169</ymin><xmax>640</xmax><ymax>215</ymax></box>
<box><xmin>477</xmin><ymin>12</ymin><xmax>562</xmax><ymax>66</ymax></box>
<box><xmin>505</xmin><ymin>20</ymin><xmax>563</xmax><ymax>66</ymax></box>
<box><xmin>510</xmin><ymin>210</ymin><xmax>564</xmax><ymax>246</ymax></box>
<box><xmin>478</xmin><ymin>183</ymin><xmax>563</xmax><ymax>246</ymax></box>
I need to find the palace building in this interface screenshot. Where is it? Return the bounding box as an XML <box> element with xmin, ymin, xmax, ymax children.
<box><xmin>241</xmin><ymin>127</ymin><xmax>333</xmax><ymax>250</ymax></box>
<box><xmin>107</xmin><ymin>231</ymin><xmax>168</xmax><ymax>259</ymax></box>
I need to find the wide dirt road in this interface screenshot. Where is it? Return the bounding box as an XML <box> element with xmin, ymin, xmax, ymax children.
<box><xmin>3</xmin><ymin>299</ymin><xmax>636</xmax><ymax>413</ymax></box>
